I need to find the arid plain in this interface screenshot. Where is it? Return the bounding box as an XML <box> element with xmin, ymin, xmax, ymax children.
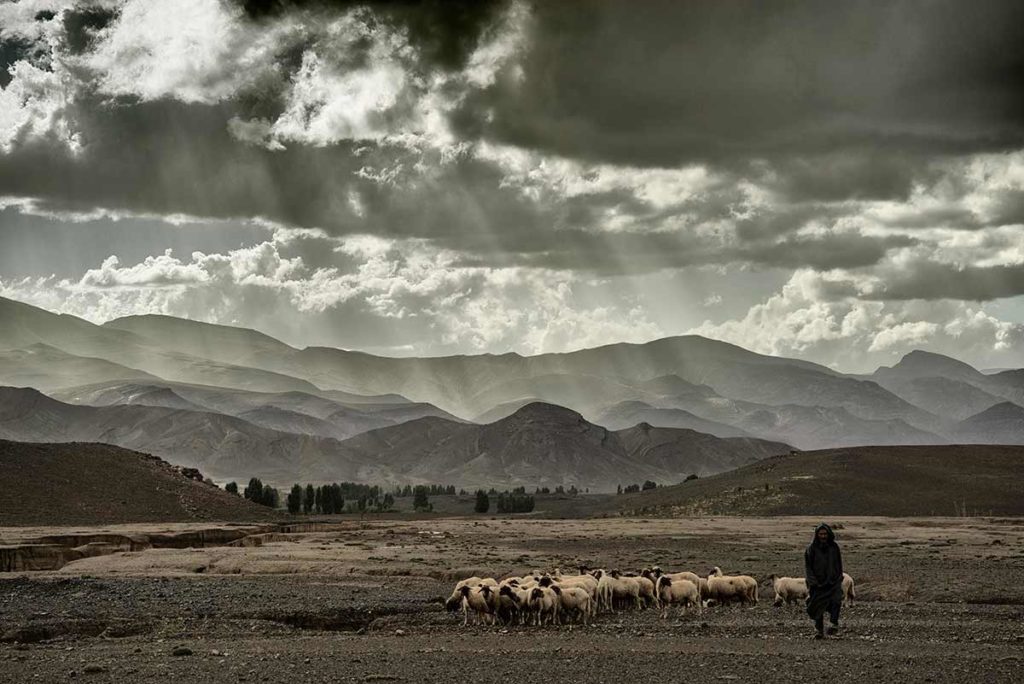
<box><xmin>2</xmin><ymin>515</ymin><xmax>1022</xmax><ymax>683</ymax></box>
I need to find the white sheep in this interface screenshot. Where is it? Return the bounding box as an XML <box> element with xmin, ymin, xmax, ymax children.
<box><xmin>551</xmin><ymin>585</ymin><xmax>593</xmax><ymax>626</ymax></box>
<box><xmin>598</xmin><ymin>570</ymin><xmax>642</xmax><ymax>612</ymax></box>
<box><xmin>842</xmin><ymin>572</ymin><xmax>856</xmax><ymax>604</ymax></box>
<box><xmin>707</xmin><ymin>567</ymin><xmax>758</xmax><ymax>606</ymax></box>
<box><xmin>766</xmin><ymin>575</ymin><xmax>808</xmax><ymax>607</ymax></box>
<box><xmin>712</xmin><ymin>567</ymin><xmax>758</xmax><ymax>604</ymax></box>
<box><xmin>538</xmin><ymin>574</ymin><xmax>599</xmax><ymax>600</ymax></box>
<box><xmin>656</xmin><ymin>575</ymin><xmax>701</xmax><ymax>618</ymax></box>
<box><xmin>634</xmin><ymin>574</ymin><xmax>659</xmax><ymax>609</ymax></box>
<box><xmin>763</xmin><ymin>573</ymin><xmax>854</xmax><ymax>606</ymax></box>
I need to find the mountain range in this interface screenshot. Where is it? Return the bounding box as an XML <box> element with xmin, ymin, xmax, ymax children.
<box><xmin>0</xmin><ymin>388</ymin><xmax>790</xmax><ymax>490</ymax></box>
<box><xmin>1</xmin><ymin>295</ymin><xmax>1023</xmax><ymax>490</ymax></box>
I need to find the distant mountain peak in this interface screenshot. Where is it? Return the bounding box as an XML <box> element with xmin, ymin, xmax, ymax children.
<box><xmin>874</xmin><ymin>348</ymin><xmax>983</xmax><ymax>383</ymax></box>
<box><xmin>506</xmin><ymin>401</ymin><xmax>584</xmax><ymax>422</ymax></box>
<box><xmin>964</xmin><ymin>401</ymin><xmax>1024</xmax><ymax>421</ymax></box>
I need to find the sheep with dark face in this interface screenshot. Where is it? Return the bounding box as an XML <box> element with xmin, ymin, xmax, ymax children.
<box><xmin>498</xmin><ymin>584</ymin><xmax>531</xmax><ymax>625</ymax></box>
<box><xmin>527</xmin><ymin>586</ymin><xmax>560</xmax><ymax>626</ymax></box>
<box><xmin>445</xmin><ymin>577</ymin><xmax>483</xmax><ymax>613</ymax></box>
<box><xmin>459</xmin><ymin>584</ymin><xmax>498</xmax><ymax>626</ymax></box>
<box><xmin>644</xmin><ymin>568</ymin><xmax>709</xmax><ymax>602</ymax></box>
<box><xmin>656</xmin><ymin>575</ymin><xmax>701</xmax><ymax>618</ymax></box>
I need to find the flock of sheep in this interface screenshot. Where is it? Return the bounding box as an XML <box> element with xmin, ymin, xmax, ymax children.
<box><xmin>445</xmin><ymin>566</ymin><xmax>857</xmax><ymax>627</ymax></box>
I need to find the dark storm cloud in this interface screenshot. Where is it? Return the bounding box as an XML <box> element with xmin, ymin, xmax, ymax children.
<box><xmin>234</xmin><ymin>0</ymin><xmax>510</xmax><ymax>69</ymax></box>
<box><xmin>734</xmin><ymin>204</ymin><xmax>850</xmax><ymax>241</ymax></box>
<box><xmin>762</xmin><ymin>152</ymin><xmax>929</xmax><ymax>203</ymax></box>
<box><xmin>0</xmin><ymin>34</ymin><xmax>43</xmax><ymax>87</ymax></box>
<box><xmin>61</xmin><ymin>6</ymin><xmax>119</xmax><ymax>54</ymax></box>
<box><xmin>0</xmin><ymin>0</ymin><xmax>1020</xmax><ymax>283</ymax></box>
<box><xmin>736</xmin><ymin>233</ymin><xmax>918</xmax><ymax>271</ymax></box>
<box><xmin>873</xmin><ymin>189</ymin><xmax>1024</xmax><ymax>231</ymax></box>
<box><xmin>0</xmin><ymin>96</ymin><xmax>547</xmax><ymax>257</ymax></box>
<box><xmin>457</xmin><ymin>0</ymin><xmax>1024</xmax><ymax>172</ymax></box>
<box><xmin>870</xmin><ymin>262</ymin><xmax>1024</xmax><ymax>301</ymax></box>
<box><xmin>0</xmin><ymin>91</ymin><xmax>916</xmax><ymax>275</ymax></box>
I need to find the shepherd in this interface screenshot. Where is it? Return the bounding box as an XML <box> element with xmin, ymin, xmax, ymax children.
<box><xmin>805</xmin><ymin>522</ymin><xmax>844</xmax><ymax>639</ymax></box>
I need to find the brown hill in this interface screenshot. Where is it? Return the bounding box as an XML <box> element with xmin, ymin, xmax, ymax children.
<box><xmin>611</xmin><ymin>445</ymin><xmax>1024</xmax><ymax>517</ymax></box>
<box><xmin>0</xmin><ymin>440</ymin><xmax>279</xmax><ymax>526</ymax></box>
<box><xmin>615</xmin><ymin>422</ymin><xmax>792</xmax><ymax>477</ymax></box>
<box><xmin>339</xmin><ymin>402</ymin><xmax>793</xmax><ymax>491</ymax></box>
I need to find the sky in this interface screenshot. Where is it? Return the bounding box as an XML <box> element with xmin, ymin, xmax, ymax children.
<box><xmin>1</xmin><ymin>0</ymin><xmax>1023</xmax><ymax>371</ymax></box>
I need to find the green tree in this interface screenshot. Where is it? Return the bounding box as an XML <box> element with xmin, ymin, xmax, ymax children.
<box><xmin>243</xmin><ymin>478</ymin><xmax>263</xmax><ymax>503</ymax></box>
<box><xmin>287</xmin><ymin>484</ymin><xmax>303</xmax><ymax>514</ymax></box>
<box><xmin>303</xmin><ymin>484</ymin><xmax>315</xmax><ymax>514</ymax></box>
<box><xmin>225</xmin><ymin>481</ymin><xmax>238</xmax><ymax>495</ymax></box>
<box><xmin>260</xmin><ymin>485</ymin><xmax>280</xmax><ymax>509</ymax></box>
<box><xmin>413</xmin><ymin>486</ymin><xmax>431</xmax><ymax>512</ymax></box>
<box><xmin>474</xmin><ymin>490</ymin><xmax>490</xmax><ymax>513</ymax></box>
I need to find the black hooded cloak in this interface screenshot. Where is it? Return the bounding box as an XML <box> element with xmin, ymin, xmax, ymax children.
<box><xmin>805</xmin><ymin>522</ymin><xmax>844</xmax><ymax>620</ymax></box>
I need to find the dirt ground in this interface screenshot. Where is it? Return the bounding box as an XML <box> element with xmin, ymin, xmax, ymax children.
<box><xmin>2</xmin><ymin>516</ymin><xmax>1023</xmax><ymax>683</ymax></box>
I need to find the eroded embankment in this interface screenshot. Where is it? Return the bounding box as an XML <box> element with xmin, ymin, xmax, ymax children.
<box><xmin>0</xmin><ymin>525</ymin><xmax>281</xmax><ymax>572</ymax></box>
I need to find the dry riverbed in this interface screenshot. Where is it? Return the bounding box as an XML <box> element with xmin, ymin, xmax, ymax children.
<box><xmin>2</xmin><ymin>516</ymin><xmax>1023</xmax><ymax>682</ymax></box>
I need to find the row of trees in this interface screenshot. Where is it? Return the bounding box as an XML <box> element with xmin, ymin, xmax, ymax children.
<box><xmin>392</xmin><ymin>484</ymin><xmax>463</xmax><ymax>497</ymax></box>
<box><xmin>226</xmin><ymin>478</ymin><xmax>435</xmax><ymax>513</ymax></box>
<box><xmin>228</xmin><ymin>478</ymin><xmax>280</xmax><ymax>508</ymax></box>
<box><xmin>474</xmin><ymin>489</ymin><xmax>536</xmax><ymax>514</ymax></box>
<box><xmin>533</xmin><ymin>485</ymin><xmax>587</xmax><ymax>495</ymax></box>
<box><xmin>617</xmin><ymin>480</ymin><xmax>658</xmax><ymax>494</ymax></box>
<box><xmin>616</xmin><ymin>474</ymin><xmax>698</xmax><ymax>494</ymax></box>
<box><xmin>284</xmin><ymin>483</ymin><xmax>399</xmax><ymax>514</ymax></box>
<box><xmin>230</xmin><ymin>479</ymin><xmax>597</xmax><ymax>512</ymax></box>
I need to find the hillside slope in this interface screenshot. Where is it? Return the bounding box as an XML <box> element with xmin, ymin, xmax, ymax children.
<box><xmin>0</xmin><ymin>440</ymin><xmax>279</xmax><ymax>526</ymax></box>
<box><xmin>0</xmin><ymin>387</ymin><xmax>366</xmax><ymax>482</ymax></box>
<box><xmin>611</xmin><ymin>445</ymin><xmax>1024</xmax><ymax>516</ymax></box>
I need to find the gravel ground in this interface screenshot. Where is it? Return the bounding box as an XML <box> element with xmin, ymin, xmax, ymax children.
<box><xmin>1</xmin><ymin>516</ymin><xmax>1022</xmax><ymax>682</ymax></box>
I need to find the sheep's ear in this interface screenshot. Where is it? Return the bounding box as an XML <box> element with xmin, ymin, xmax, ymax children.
<box><xmin>551</xmin><ymin>585</ymin><xmax>562</xmax><ymax>595</ymax></box>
